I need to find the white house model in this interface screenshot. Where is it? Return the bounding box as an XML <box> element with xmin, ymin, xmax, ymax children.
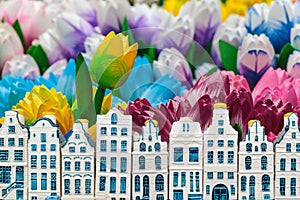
<box><xmin>28</xmin><ymin>115</ymin><xmax>63</xmax><ymax>200</ymax></box>
<box><xmin>203</xmin><ymin>103</ymin><xmax>238</xmax><ymax>200</ymax></box>
<box><xmin>95</xmin><ymin>108</ymin><xmax>132</xmax><ymax>200</ymax></box>
<box><xmin>169</xmin><ymin>117</ymin><xmax>204</xmax><ymax>200</ymax></box>
<box><xmin>239</xmin><ymin>120</ymin><xmax>274</xmax><ymax>200</ymax></box>
<box><xmin>274</xmin><ymin>112</ymin><xmax>300</xmax><ymax>199</ymax></box>
<box><xmin>0</xmin><ymin>110</ymin><xmax>28</xmax><ymax>200</ymax></box>
<box><xmin>132</xmin><ymin>119</ymin><xmax>168</xmax><ymax>200</ymax></box>
<box><xmin>61</xmin><ymin>120</ymin><xmax>95</xmax><ymax>199</ymax></box>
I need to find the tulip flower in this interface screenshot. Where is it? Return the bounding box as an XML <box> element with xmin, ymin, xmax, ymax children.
<box><xmin>2</xmin><ymin>55</ymin><xmax>40</xmax><ymax>80</ymax></box>
<box><xmin>151</xmin><ymin>15</ymin><xmax>195</xmax><ymax>55</ymax></box>
<box><xmin>96</xmin><ymin>0</ymin><xmax>131</xmax><ymax>35</ymax></box>
<box><xmin>287</xmin><ymin>50</ymin><xmax>300</xmax><ymax>78</ymax></box>
<box><xmin>0</xmin><ymin>0</ymin><xmax>54</xmax><ymax>48</ymax></box>
<box><xmin>128</xmin><ymin>3</ymin><xmax>169</xmax><ymax>45</ymax></box>
<box><xmin>13</xmin><ymin>85</ymin><xmax>74</xmax><ymax>134</ymax></box>
<box><xmin>55</xmin><ymin>12</ymin><xmax>96</xmax><ymax>59</ymax></box>
<box><xmin>237</xmin><ymin>34</ymin><xmax>275</xmax><ymax>87</ymax></box>
<box><xmin>90</xmin><ymin>31</ymin><xmax>138</xmax><ymax>114</ymax></box>
<box><xmin>154</xmin><ymin>48</ymin><xmax>193</xmax><ymax>88</ymax></box>
<box><xmin>245</xmin><ymin>0</ymin><xmax>295</xmax><ymax>52</ymax></box>
<box><xmin>211</xmin><ymin>15</ymin><xmax>247</xmax><ymax>67</ymax></box>
<box><xmin>179</xmin><ymin>0</ymin><xmax>221</xmax><ymax>47</ymax></box>
<box><xmin>0</xmin><ymin>23</ymin><xmax>23</xmax><ymax>72</ymax></box>
<box><xmin>43</xmin><ymin>59</ymin><xmax>67</xmax><ymax>79</ymax></box>
<box><xmin>291</xmin><ymin>24</ymin><xmax>300</xmax><ymax>50</ymax></box>
<box><xmin>253</xmin><ymin>68</ymin><xmax>300</xmax><ymax>108</ymax></box>
<box><xmin>61</xmin><ymin>0</ymin><xmax>98</xmax><ymax>26</ymax></box>
<box><xmin>221</xmin><ymin>70</ymin><xmax>251</xmax><ymax>94</ymax></box>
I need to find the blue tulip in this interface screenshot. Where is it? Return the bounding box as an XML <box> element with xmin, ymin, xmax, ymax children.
<box><xmin>246</xmin><ymin>0</ymin><xmax>295</xmax><ymax>53</ymax></box>
<box><xmin>57</xmin><ymin>59</ymin><xmax>76</xmax><ymax>105</ymax></box>
<box><xmin>0</xmin><ymin>76</ymin><xmax>34</xmax><ymax>116</ymax></box>
<box><xmin>113</xmin><ymin>56</ymin><xmax>154</xmax><ymax>102</ymax></box>
<box><xmin>140</xmin><ymin>75</ymin><xmax>186</xmax><ymax>107</ymax></box>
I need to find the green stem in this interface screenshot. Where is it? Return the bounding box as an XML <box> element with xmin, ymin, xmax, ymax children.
<box><xmin>95</xmin><ymin>87</ymin><xmax>106</xmax><ymax>115</ymax></box>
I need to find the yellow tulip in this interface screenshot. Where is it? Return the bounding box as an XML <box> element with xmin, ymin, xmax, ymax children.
<box><xmin>12</xmin><ymin>85</ymin><xmax>74</xmax><ymax>135</ymax></box>
<box><xmin>90</xmin><ymin>31</ymin><xmax>138</xmax><ymax>90</ymax></box>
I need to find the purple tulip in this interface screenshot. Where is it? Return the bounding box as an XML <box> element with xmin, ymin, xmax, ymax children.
<box><xmin>179</xmin><ymin>0</ymin><xmax>221</xmax><ymax>47</ymax></box>
<box><xmin>287</xmin><ymin>50</ymin><xmax>300</xmax><ymax>79</ymax></box>
<box><xmin>153</xmin><ymin>48</ymin><xmax>193</xmax><ymax>88</ymax></box>
<box><xmin>55</xmin><ymin>12</ymin><xmax>96</xmax><ymax>59</ymax></box>
<box><xmin>237</xmin><ymin>34</ymin><xmax>275</xmax><ymax>86</ymax></box>
<box><xmin>128</xmin><ymin>4</ymin><xmax>169</xmax><ymax>45</ymax></box>
<box><xmin>97</xmin><ymin>0</ymin><xmax>131</xmax><ymax>35</ymax></box>
<box><xmin>211</xmin><ymin>15</ymin><xmax>247</xmax><ymax>67</ymax></box>
<box><xmin>151</xmin><ymin>15</ymin><xmax>195</xmax><ymax>55</ymax></box>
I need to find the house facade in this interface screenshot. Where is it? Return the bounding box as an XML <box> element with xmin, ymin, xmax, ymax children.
<box><xmin>0</xmin><ymin>110</ymin><xmax>29</xmax><ymax>200</ymax></box>
<box><xmin>95</xmin><ymin>108</ymin><xmax>132</xmax><ymax>200</ymax></box>
<box><xmin>274</xmin><ymin>112</ymin><xmax>300</xmax><ymax>199</ymax></box>
<box><xmin>169</xmin><ymin>117</ymin><xmax>203</xmax><ymax>200</ymax></box>
<box><xmin>28</xmin><ymin>115</ymin><xmax>62</xmax><ymax>200</ymax></box>
<box><xmin>239</xmin><ymin>120</ymin><xmax>274</xmax><ymax>200</ymax></box>
<box><xmin>132</xmin><ymin>120</ymin><xmax>168</xmax><ymax>200</ymax></box>
<box><xmin>61</xmin><ymin>120</ymin><xmax>95</xmax><ymax>199</ymax></box>
<box><xmin>203</xmin><ymin>103</ymin><xmax>238</xmax><ymax>200</ymax></box>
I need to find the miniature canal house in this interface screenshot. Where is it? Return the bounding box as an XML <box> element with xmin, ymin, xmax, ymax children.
<box><xmin>132</xmin><ymin>119</ymin><xmax>168</xmax><ymax>200</ymax></box>
<box><xmin>95</xmin><ymin>108</ymin><xmax>132</xmax><ymax>200</ymax></box>
<box><xmin>28</xmin><ymin>114</ymin><xmax>64</xmax><ymax>200</ymax></box>
<box><xmin>203</xmin><ymin>103</ymin><xmax>238</xmax><ymax>200</ymax></box>
<box><xmin>238</xmin><ymin>120</ymin><xmax>274</xmax><ymax>200</ymax></box>
<box><xmin>61</xmin><ymin>120</ymin><xmax>95</xmax><ymax>199</ymax></box>
<box><xmin>169</xmin><ymin>117</ymin><xmax>204</xmax><ymax>200</ymax></box>
<box><xmin>274</xmin><ymin>112</ymin><xmax>300</xmax><ymax>199</ymax></box>
<box><xmin>0</xmin><ymin>110</ymin><xmax>29</xmax><ymax>200</ymax></box>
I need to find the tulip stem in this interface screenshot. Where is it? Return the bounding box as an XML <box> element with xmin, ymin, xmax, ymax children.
<box><xmin>95</xmin><ymin>87</ymin><xmax>106</xmax><ymax>115</ymax></box>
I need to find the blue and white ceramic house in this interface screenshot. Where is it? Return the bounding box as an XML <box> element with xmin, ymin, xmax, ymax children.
<box><xmin>132</xmin><ymin>120</ymin><xmax>168</xmax><ymax>200</ymax></box>
<box><xmin>169</xmin><ymin>117</ymin><xmax>204</xmax><ymax>200</ymax></box>
<box><xmin>95</xmin><ymin>108</ymin><xmax>132</xmax><ymax>200</ymax></box>
<box><xmin>61</xmin><ymin>120</ymin><xmax>95</xmax><ymax>199</ymax></box>
<box><xmin>0</xmin><ymin>110</ymin><xmax>28</xmax><ymax>200</ymax></box>
<box><xmin>28</xmin><ymin>114</ymin><xmax>65</xmax><ymax>200</ymax></box>
<box><xmin>203</xmin><ymin>103</ymin><xmax>238</xmax><ymax>200</ymax></box>
<box><xmin>274</xmin><ymin>112</ymin><xmax>300</xmax><ymax>199</ymax></box>
<box><xmin>239</xmin><ymin>120</ymin><xmax>274</xmax><ymax>200</ymax></box>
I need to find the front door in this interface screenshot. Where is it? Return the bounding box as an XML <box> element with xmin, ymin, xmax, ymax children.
<box><xmin>212</xmin><ymin>184</ymin><xmax>229</xmax><ymax>200</ymax></box>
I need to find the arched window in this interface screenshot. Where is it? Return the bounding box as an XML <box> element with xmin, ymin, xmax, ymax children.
<box><xmin>111</xmin><ymin>113</ymin><xmax>118</xmax><ymax>124</ymax></box>
<box><xmin>262</xmin><ymin>175</ymin><xmax>270</xmax><ymax>192</ymax></box>
<box><xmin>245</xmin><ymin>156</ymin><xmax>252</xmax><ymax>170</ymax></box>
<box><xmin>135</xmin><ymin>176</ymin><xmax>140</xmax><ymax>192</ymax></box>
<box><xmin>140</xmin><ymin>143</ymin><xmax>146</xmax><ymax>152</ymax></box>
<box><xmin>148</xmin><ymin>146</ymin><xmax>152</xmax><ymax>152</ymax></box>
<box><xmin>261</xmin><ymin>156</ymin><xmax>268</xmax><ymax>170</ymax></box>
<box><xmin>246</xmin><ymin>143</ymin><xmax>252</xmax><ymax>153</ymax></box>
<box><xmin>136</xmin><ymin>197</ymin><xmax>140</xmax><ymax>200</ymax></box>
<box><xmin>241</xmin><ymin>176</ymin><xmax>246</xmax><ymax>191</ymax></box>
<box><xmin>261</xmin><ymin>143</ymin><xmax>267</xmax><ymax>152</ymax></box>
<box><xmin>155</xmin><ymin>156</ymin><xmax>161</xmax><ymax>170</ymax></box>
<box><xmin>250</xmin><ymin>176</ymin><xmax>255</xmax><ymax>197</ymax></box>
<box><xmin>139</xmin><ymin>156</ymin><xmax>145</xmax><ymax>169</ymax></box>
<box><xmin>154</xmin><ymin>143</ymin><xmax>161</xmax><ymax>152</ymax></box>
<box><xmin>155</xmin><ymin>175</ymin><xmax>164</xmax><ymax>191</ymax></box>
<box><xmin>143</xmin><ymin>176</ymin><xmax>149</xmax><ymax>197</ymax></box>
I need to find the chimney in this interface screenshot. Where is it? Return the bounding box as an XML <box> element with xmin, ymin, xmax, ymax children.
<box><xmin>78</xmin><ymin>119</ymin><xmax>89</xmax><ymax>133</ymax></box>
<box><xmin>283</xmin><ymin>112</ymin><xmax>293</xmax><ymax>127</ymax></box>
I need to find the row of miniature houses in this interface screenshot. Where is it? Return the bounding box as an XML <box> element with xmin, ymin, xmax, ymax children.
<box><xmin>0</xmin><ymin>103</ymin><xmax>298</xmax><ymax>200</ymax></box>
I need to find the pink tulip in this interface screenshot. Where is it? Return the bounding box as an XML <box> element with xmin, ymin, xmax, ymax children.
<box><xmin>0</xmin><ymin>23</ymin><xmax>23</xmax><ymax>72</ymax></box>
<box><xmin>0</xmin><ymin>0</ymin><xmax>54</xmax><ymax>48</ymax></box>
